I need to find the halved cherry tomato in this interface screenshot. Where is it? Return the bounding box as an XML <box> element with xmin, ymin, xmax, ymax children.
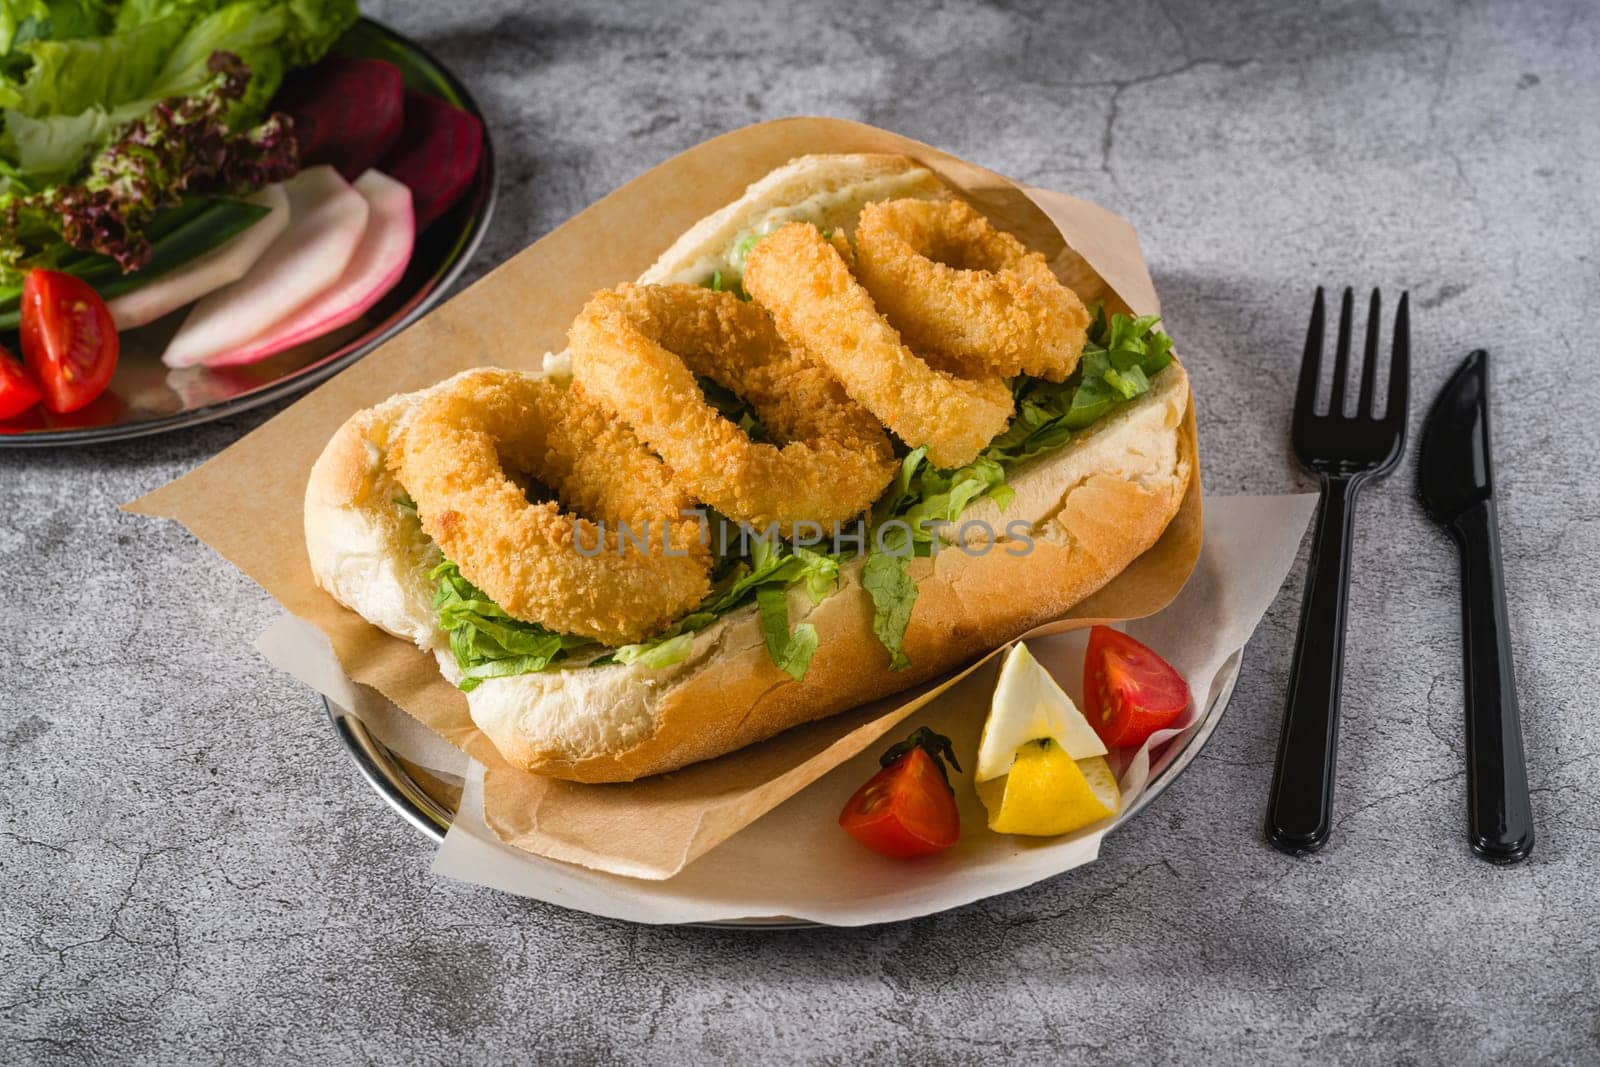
<box><xmin>1084</xmin><ymin>625</ymin><xmax>1190</xmax><ymax>750</ymax></box>
<box><xmin>839</xmin><ymin>727</ymin><xmax>962</xmax><ymax>859</ymax></box>
<box><xmin>21</xmin><ymin>269</ymin><xmax>119</xmax><ymax>415</ymax></box>
<box><xmin>0</xmin><ymin>348</ymin><xmax>43</xmax><ymax>419</ymax></box>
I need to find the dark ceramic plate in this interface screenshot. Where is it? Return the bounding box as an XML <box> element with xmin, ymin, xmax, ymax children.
<box><xmin>0</xmin><ymin>18</ymin><xmax>495</xmax><ymax>447</ymax></box>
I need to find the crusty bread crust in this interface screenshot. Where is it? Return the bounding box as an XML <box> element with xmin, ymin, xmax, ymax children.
<box><xmin>640</xmin><ymin>154</ymin><xmax>947</xmax><ymax>285</ymax></box>
<box><xmin>303</xmin><ymin>154</ymin><xmax>1194</xmax><ymax>783</ymax></box>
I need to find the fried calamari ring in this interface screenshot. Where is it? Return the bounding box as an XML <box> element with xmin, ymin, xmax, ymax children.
<box><xmin>391</xmin><ymin>368</ymin><xmax>710</xmax><ymax>646</ymax></box>
<box><xmin>853</xmin><ymin>198</ymin><xmax>1090</xmax><ymax>382</ymax></box>
<box><xmin>568</xmin><ymin>283</ymin><xmax>897</xmax><ymax>530</ymax></box>
<box><xmin>742</xmin><ymin>222</ymin><xmax>1014</xmax><ymax>469</ymax></box>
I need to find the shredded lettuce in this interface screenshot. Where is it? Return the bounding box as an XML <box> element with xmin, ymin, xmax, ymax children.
<box><xmin>610</xmin><ymin>632</ymin><xmax>694</xmax><ymax>669</ymax></box>
<box><xmin>431</xmin><ymin>561</ymin><xmax>602</xmax><ymax>692</ymax></box>
<box><xmin>430</xmin><ymin>532</ymin><xmax>844</xmax><ymax>688</ymax></box>
<box><xmin>604</xmin><ymin>536</ymin><xmax>838</xmax><ymax>679</ymax></box>
<box><xmin>706</xmin><ymin>267</ymin><xmax>750</xmax><ymax>302</ymax></box>
<box><xmin>755</xmin><ymin>585</ymin><xmax>818</xmax><ymax>681</ymax></box>
<box><xmin>860</xmin><ymin>548</ymin><xmax>916</xmax><ymax>672</ymax></box>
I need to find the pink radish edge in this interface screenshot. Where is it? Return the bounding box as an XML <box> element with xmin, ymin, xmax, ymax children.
<box><xmin>163</xmin><ymin>166</ymin><xmax>369</xmax><ymax>368</ymax></box>
<box><xmin>204</xmin><ymin>170</ymin><xmax>415</xmax><ymax>368</ymax></box>
<box><xmin>109</xmin><ymin>183</ymin><xmax>291</xmax><ymax>331</ymax></box>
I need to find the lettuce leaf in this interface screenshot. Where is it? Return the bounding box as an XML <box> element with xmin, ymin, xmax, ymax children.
<box><xmin>115</xmin><ymin>0</ymin><xmax>354</xmax><ymax>72</ymax></box>
<box><xmin>0</xmin><ymin>102</ymin><xmax>124</xmax><ymax>173</ymax></box>
<box><xmin>696</xmin><ymin>374</ymin><xmax>769</xmax><ymax>444</ymax></box>
<box><xmin>0</xmin><ymin>0</ymin><xmax>110</xmax><ymax>57</ymax></box>
<box><xmin>0</xmin><ymin>0</ymin><xmax>353</xmax><ymax>179</ymax></box>
<box><xmin>1</xmin><ymin>15</ymin><xmax>184</xmax><ymax>116</ymax></box>
<box><xmin>144</xmin><ymin>2</ymin><xmax>290</xmax><ymax>111</ymax></box>
<box><xmin>610</xmin><ymin>632</ymin><xmax>695</xmax><ymax>669</ymax></box>
<box><xmin>431</xmin><ymin>535</ymin><xmax>844</xmax><ymax>688</ymax></box>
<box><xmin>756</xmin><ymin>585</ymin><xmax>818</xmax><ymax>681</ymax></box>
<box><xmin>861</xmin><ymin>547</ymin><xmax>916</xmax><ymax>672</ymax></box>
<box><xmin>432</xmin><ymin>560</ymin><xmax>603</xmax><ymax>692</ymax></box>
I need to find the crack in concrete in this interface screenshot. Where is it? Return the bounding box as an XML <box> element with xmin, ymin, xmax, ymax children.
<box><xmin>1094</xmin><ymin>59</ymin><xmax>1257</xmax><ymax>185</ymax></box>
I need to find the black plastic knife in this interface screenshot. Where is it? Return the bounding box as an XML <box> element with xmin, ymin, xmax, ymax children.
<box><xmin>1418</xmin><ymin>349</ymin><xmax>1534</xmax><ymax>863</ymax></box>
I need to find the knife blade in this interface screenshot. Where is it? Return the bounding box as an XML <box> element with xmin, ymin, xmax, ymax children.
<box><xmin>1418</xmin><ymin>349</ymin><xmax>1534</xmax><ymax>863</ymax></box>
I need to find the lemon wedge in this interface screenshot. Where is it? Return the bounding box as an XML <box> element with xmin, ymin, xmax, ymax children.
<box><xmin>977</xmin><ymin>742</ymin><xmax>1121</xmax><ymax>836</ymax></box>
<box><xmin>976</xmin><ymin>641</ymin><xmax>1106</xmax><ymax>783</ymax></box>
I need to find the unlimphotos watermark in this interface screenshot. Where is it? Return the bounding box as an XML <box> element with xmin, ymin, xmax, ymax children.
<box><xmin>571</xmin><ymin>508</ymin><xmax>1035</xmax><ymax>559</ymax></box>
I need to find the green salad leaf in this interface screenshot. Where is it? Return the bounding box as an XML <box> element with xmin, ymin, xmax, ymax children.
<box><xmin>861</xmin><ymin>547</ymin><xmax>916</xmax><ymax>672</ymax></box>
<box><xmin>756</xmin><ymin>584</ymin><xmax>818</xmax><ymax>681</ymax></box>
<box><xmin>432</xmin><ymin>560</ymin><xmax>604</xmax><ymax>692</ymax></box>
<box><xmin>0</xmin><ymin>0</ymin><xmax>351</xmax><ymax>176</ymax></box>
<box><xmin>706</xmin><ymin>267</ymin><xmax>750</xmax><ymax>302</ymax></box>
<box><xmin>0</xmin><ymin>1</ymin><xmax>111</xmax><ymax>59</ymax></box>
<box><xmin>610</xmin><ymin>632</ymin><xmax>694</xmax><ymax>669</ymax></box>
<box><xmin>115</xmin><ymin>0</ymin><xmax>353</xmax><ymax>68</ymax></box>
<box><xmin>430</xmin><ymin>529</ymin><xmax>845</xmax><ymax>689</ymax></box>
<box><xmin>0</xmin><ymin>14</ymin><xmax>184</xmax><ymax>118</ymax></box>
<box><xmin>696</xmin><ymin>374</ymin><xmax>769</xmax><ymax>444</ymax></box>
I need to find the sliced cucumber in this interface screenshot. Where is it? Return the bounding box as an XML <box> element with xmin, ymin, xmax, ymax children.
<box><xmin>0</xmin><ymin>198</ymin><xmax>272</xmax><ymax>330</ymax></box>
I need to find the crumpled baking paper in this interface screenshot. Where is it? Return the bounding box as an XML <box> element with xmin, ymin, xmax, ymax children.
<box><xmin>259</xmin><ymin>493</ymin><xmax>1314</xmax><ymax>925</ymax></box>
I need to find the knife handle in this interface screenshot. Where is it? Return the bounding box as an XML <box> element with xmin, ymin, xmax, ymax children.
<box><xmin>1266</xmin><ymin>473</ymin><xmax>1361</xmax><ymax>855</ymax></box>
<box><xmin>1449</xmin><ymin>497</ymin><xmax>1535</xmax><ymax>863</ymax></box>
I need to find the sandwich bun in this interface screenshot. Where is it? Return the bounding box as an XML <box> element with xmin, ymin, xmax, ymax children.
<box><xmin>304</xmin><ymin>154</ymin><xmax>1194</xmax><ymax>783</ymax></box>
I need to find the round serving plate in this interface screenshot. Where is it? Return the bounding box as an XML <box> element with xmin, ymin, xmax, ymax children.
<box><xmin>0</xmin><ymin>18</ymin><xmax>496</xmax><ymax>447</ymax></box>
<box><xmin>324</xmin><ymin>648</ymin><xmax>1243</xmax><ymax>929</ymax></box>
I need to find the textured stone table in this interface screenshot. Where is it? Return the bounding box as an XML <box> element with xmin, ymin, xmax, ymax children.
<box><xmin>4</xmin><ymin>0</ymin><xmax>1597</xmax><ymax>1061</ymax></box>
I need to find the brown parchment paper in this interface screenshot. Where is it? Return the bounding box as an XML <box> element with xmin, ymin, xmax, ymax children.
<box><xmin>128</xmin><ymin>117</ymin><xmax>1202</xmax><ymax>880</ymax></box>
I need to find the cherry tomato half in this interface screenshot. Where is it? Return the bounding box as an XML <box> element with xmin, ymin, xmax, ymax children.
<box><xmin>839</xmin><ymin>738</ymin><xmax>961</xmax><ymax>859</ymax></box>
<box><xmin>21</xmin><ymin>269</ymin><xmax>119</xmax><ymax>415</ymax></box>
<box><xmin>0</xmin><ymin>348</ymin><xmax>43</xmax><ymax>419</ymax></box>
<box><xmin>1084</xmin><ymin>625</ymin><xmax>1191</xmax><ymax>750</ymax></box>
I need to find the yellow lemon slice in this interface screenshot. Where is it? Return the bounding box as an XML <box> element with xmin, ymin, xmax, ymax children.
<box><xmin>977</xmin><ymin>642</ymin><xmax>1106</xmax><ymax>783</ymax></box>
<box><xmin>977</xmin><ymin>740</ymin><xmax>1121</xmax><ymax>837</ymax></box>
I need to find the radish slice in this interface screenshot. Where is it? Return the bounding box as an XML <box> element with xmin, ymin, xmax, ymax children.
<box><xmin>162</xmin><ymin>166</ymin><xmax>370</xmax><ymax>369</ymax></box>
<box><xmin>204</xmin><ymin>170</ymin><xmax>414</xmax><ymax>367</ymax></box>
<box><xmin>109</xmin><ymin>184</ymin><xmax>290</xmax><ymax>330</ymax></box>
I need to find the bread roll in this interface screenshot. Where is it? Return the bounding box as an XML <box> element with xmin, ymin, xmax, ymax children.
<box><xmin>305</xmin><ymin>154</ymin><xmax>1194</xmax><ymax>782</ymax></box>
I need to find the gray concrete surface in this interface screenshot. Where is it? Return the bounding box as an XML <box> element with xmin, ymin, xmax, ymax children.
<box><xmin>4</xmin><ymin>0</ymin><xmax>1598</xmax><ymax>1061</ymax></box>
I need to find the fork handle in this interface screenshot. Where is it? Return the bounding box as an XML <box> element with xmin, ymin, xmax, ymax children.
<box><xmin>1449</xmin><ymin>498</ymin><xmax>1535</xmax><ymax>863</ymax></box>
<box><xmin>1266</xmin><ymin>473</ymin><xmax>1361</xmax><ymax>854</ymax></box>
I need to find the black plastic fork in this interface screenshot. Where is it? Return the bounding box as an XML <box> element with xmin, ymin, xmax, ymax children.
<box><xmin>1266</xmin><ymin>287</ymin><xmax>1410</xmax><ymax>855</ymax></box>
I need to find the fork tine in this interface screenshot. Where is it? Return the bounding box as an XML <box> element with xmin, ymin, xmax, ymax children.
<box><xmin>1328</xmin><ymin>287</ymin><xmax>1354</xmax><ymax>416</ymax></box>
<box><xmin>1296</xmin><ymin>287</ymin><xmax>1325</xmax><ymax>418</ymax></box>
<box><xmin>1387</xmin><ymin>291</ymin><xmax>1410</xmax><ymax>426</ymax></box>
<box><xmin>1357</xmin><ymin>289</ymin><xmax>1381</xmax><ymax>415</ymax></box>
